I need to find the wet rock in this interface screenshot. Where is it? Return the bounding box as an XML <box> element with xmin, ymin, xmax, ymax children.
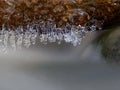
<box><xmin>98</xmin><ymin>26</ymin><xmax>120</xmax><ymax>63</ymax></box>
<box><xmin>0</xmin><ymin>0</ymin><xmax>119</xmax><ymax>29</ymax></box>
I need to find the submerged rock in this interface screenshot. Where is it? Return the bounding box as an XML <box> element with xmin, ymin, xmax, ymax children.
<box><xmin>98</xmin><ymin>26</ymin><xmax>120</xmax><ymax>63</ymax></box>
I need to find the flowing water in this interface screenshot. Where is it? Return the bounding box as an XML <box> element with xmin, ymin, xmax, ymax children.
<box><xmin>0</xmin><ymin>25</ymin><xmax>120</xmax><ymax>90</ymax></box>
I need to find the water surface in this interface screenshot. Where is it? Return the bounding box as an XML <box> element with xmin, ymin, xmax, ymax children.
<box><xmin>0</xmin><ymin>25</ymin><xmax>120</xmax><ymax>90</ymax></box>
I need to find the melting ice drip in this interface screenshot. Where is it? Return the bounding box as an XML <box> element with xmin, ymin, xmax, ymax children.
<box><xmin>0</xmin><ymin>18</ymin><xmax>101</xmax><ymax>53</ymax></box>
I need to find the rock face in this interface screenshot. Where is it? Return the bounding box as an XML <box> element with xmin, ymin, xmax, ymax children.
<box><xmin>0</xmin><ymin>0</ymin><xmax>120</xmax><ymax>29</ymax></box>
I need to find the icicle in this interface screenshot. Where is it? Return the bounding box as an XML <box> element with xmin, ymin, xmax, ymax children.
<box><xmin>0</xmin><ymin>19</ymin><xmax>93</xmax><ymax>53</ymax></box>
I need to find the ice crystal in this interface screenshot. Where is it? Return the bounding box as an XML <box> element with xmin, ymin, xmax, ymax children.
<box><xmin>0</xmin><ymin>18</ymin><xmax>103</xmax><ymax>53</ymax></box>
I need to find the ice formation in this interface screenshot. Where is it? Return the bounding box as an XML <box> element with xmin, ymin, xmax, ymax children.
<box><xmin>0</xmin><ymin>17</ymin><xmax>102</xmax><ymax>53</ymax></box>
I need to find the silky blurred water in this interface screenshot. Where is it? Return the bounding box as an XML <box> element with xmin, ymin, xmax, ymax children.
<box><xmin>0</xmin><ymin>25</ymin><xmax>120</xmax><ymax>90</ymax></box>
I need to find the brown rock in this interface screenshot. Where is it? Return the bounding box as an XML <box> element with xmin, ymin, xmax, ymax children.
<box><xmin>0</xmin><ymin>0</ymin><xmax>119</xmax><ymax>29</ymax></box>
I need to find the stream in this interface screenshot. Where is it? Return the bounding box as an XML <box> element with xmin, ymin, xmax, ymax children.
<box><xmin>0</xmin><ymin>25</ymin><xmax>120</xmax><ymax>90</ymax></box>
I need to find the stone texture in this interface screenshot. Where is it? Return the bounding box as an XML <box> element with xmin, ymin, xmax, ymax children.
<box><xmin>99</xmin><ymin>26</ymin><xmax>120</xmax><ymax>63</ymax></box>
<box><xmin>0</xmin><ymin>0</ymin><xmax>120</xmax><ymax>29</ymax></box>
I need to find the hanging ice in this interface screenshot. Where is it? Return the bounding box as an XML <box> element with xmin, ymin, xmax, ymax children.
<box><xmin>0</xmin><ymin>19</ymin><xmax>100</xmax><ymax>53</ymax></box>
<box><xmin>40</xmin><ymin>34</ymin><xmax>48</xmax><ymax>44</ymax></box>
<box><xmin>30</xmin><ymin>28</ymin><xmax>38</xmax><ymax>45</ymax></box>
<box><xmin>48</xmin><ymin>32</ymin><xmax>57</xmax><ymax>43</ymax></box>
<box><xmin>90</xmin><ymin>25</ymin><xmax>96</xmax><ymax>31</ymax></box>
<box><xmin>16</xmin><ymin>33</ymin><xmax>23</xmax><ymax>50</ymax></box>
<box><xmin>2</xmin><ymin>29</ymin><xmax>9</xmax><ymax>53</ymax></box>
<box><xmin>23</xmin><ymin>31</ymin><xmax>31</xmax><ymax>48</ymax></box>
<box><xmin>64</xmin><ymin>33</ymin><xmax>72</xmax><ymax>43</ymax></box>
<box><xmin>9</xmin><ymin>30</ymin><xmax>16</xmax><ymax>51</ymax></box>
